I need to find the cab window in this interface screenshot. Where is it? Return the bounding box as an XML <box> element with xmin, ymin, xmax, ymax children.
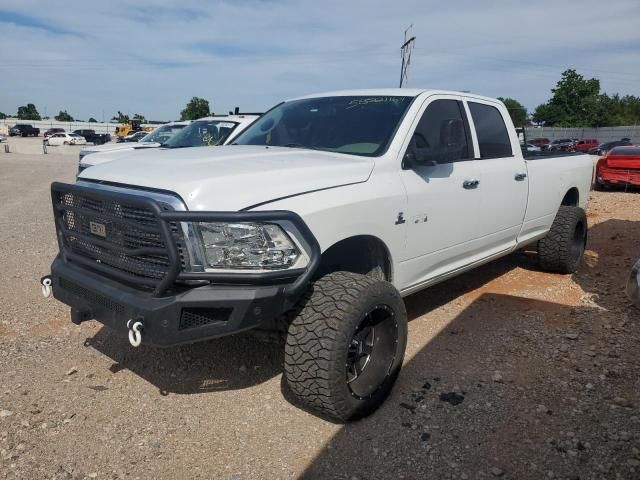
<box><xmin>468</xmin><ymin>102</ymin><xmax>513</xmax><ymax>158</ymax></box>
<box><xmin>408</xmin><ymin>99</ymin><xmax>470</xmax><ymax>164</ymax></box>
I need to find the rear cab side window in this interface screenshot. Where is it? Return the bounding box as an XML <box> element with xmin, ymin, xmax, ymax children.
<box><xmin>468</xmin><ymin>102</ymin><xmax>513</xmax><ymax>159</ymax></box>
<box><xmin>409</xmin><ymin>99</ymin><xmax>472</xmax><ymax>164</ymax></box>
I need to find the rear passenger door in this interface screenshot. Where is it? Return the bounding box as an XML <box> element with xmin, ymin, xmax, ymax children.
<box><xmin>465</xmin><ymin>100</ymin><xmax>528</xmax><ymax>255</ymax></box>
<box><xmin>398</xmin><ymin>95</ymin><xmax>484</xmax><ymax>290</ymax></box>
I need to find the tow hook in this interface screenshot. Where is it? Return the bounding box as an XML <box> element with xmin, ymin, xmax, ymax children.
<box><xmin>40</xmin><ymin>275</ymin><xmax>52</xmax><ymax>298</ymax></box>
<box><xmin>127</xmin><ymin>318</ymin><xmax>144</xmax><ymax>348</ymax></box>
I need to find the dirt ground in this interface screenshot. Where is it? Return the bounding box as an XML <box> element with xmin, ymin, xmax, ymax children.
<box><xmin>0</xmin><ymin>151</ymin><xmax>639</xmax><ymax>480</ymax></box>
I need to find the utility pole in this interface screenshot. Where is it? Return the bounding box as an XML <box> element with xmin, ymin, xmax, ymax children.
<box><xmin>399</xmin><ymin>25</ymin><xmax>416</xmax><ymax>88</ymax></box>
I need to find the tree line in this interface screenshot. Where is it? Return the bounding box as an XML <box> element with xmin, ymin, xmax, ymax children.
<box><xmin>1</xmin><ymin>96</ymin><xmax>213</xmax><ymax>124</ymax></box>
<box><xmin>12</xmin><ymin>72</ymin><xmax>638</xmax><ymax>129</ymax></box>
<box><xmin>499</xmin><ymin>69</ymin><xmax>640</xmax><ymax>128</ymax></box>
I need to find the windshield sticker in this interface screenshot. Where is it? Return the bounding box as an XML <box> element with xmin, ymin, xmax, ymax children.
<box><xmin>217</xmin><ymin>122</ymin><xmax>236</xmax><ymax>128</ymax></box>
<box><xmin>347</xmin><ymin>97</ymin><xmax>404</xmax><ymax>109</ymax></box>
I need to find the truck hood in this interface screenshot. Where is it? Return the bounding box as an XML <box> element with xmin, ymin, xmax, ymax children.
<box><xmin>81</xmin><ymin>144</ymin><xmax>162</xmax><ymax>166</ymax></box>
<box><xmin>80</xmin><ymin>141</ymin><xmax>159</xmax><ymax>157</ymax></box>
<box><xmin>79</xmin><ymin>145</ymin><xmax>374</xmax><ymax>211</ymax></box>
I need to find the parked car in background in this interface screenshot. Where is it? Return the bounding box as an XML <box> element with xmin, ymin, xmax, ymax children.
<box><xmin>529</xmin><ymin>137</ymin><xmax>550</xmax><ymax>149</ymax></box>
<box><xmin>596</xmin><ymin>146</ymin><xmax>640</xmax><ymax>189</ymax></box>
<box><xmin>549</xmin><ymin>138</ymin><xmax>576</xmax><ymax>152</ymax></box>
<box><xmin>588</xmin><ymin>139</ymin><xmax>632</xmax><ymax>156</ymax></box>
<box><xmin>526</xmin><ymin>143</ymin><xmax>541</xmax><ymax>152</ymax></box>
<box><xmin>628</xmin><ymin>258</ymin><xmax>640</xmax><ymax>307</ymax></box>
<box><xmin>46</xmin><ymin>133</ymin><xmax>87</xmax><ymax>146</ymax></box>
<box><xmin>118</xmin><ymin>131</ymin><xmax>149</xmax><ymax>143</ymax></box>
<box><xmin>9</xmin><ymin>124</ymin><xmax>39</xmax><ymax>137</ymax></box>
<box><xmin>0</xmin><ymin>134</ymin><xmax>6</xmax><ymax>143</ymax></box>
<box><xmin>44</xmin><ymin>128</ymin><xmax>65</xmax><ymax>139</ymax></box>
<box><xmin>78</xmin><ymin>121</ymin><xmax>191</xmax><ymax>163</ymax></box>
<box><xmin>72</xmin><ymin>129</ymin><xmax>111</xmax><ymax>145</ymax></box>
<box><xmin>573</xmin><ymin>139</ymin><xmax>599</xmax><ymax>153</ymax></box>
<box><xmin>78</xmin><ymin>116</ymin><xmax>258</xmax><ymax>173</ymax></box>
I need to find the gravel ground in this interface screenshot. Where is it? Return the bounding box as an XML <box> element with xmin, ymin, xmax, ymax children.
<box><xmin>0</xmin><ymin>151</ymin><xmax>639</xmax><ymax>480</ymax></box>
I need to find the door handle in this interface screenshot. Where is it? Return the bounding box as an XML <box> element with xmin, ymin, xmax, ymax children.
<box><xmin>462</xmin><ymin>179</ymin><xmax>480</xmax><ymax>189</ymax></box>
<box><xmin>514</xmin><ymin>172</ymin><xmax>527</xmax><ymax>181</ymax></box>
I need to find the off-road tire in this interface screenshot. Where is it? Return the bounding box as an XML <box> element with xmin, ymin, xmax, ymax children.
<box><xmin>250</xmin><ymin>264</ymin><xmax>388</xmax><ymax>345</ymax></box>
<box><xmin>284</xmin><ymin>271</ymin><xmax>407</xmax><ymax>422</ymax></box>
<box><xmin>538</xmin><ymin>205</ymin><xmax>587</xmax><ymax>273</ymax></box>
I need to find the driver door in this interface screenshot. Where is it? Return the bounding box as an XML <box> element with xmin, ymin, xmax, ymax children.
<box><xmin>398</xmin><ymin>96</ymin><xmax>483</xmax><ymax>291</ymax></box>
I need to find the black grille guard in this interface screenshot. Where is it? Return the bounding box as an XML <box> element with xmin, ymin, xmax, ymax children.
<box><xmin>51</xmin><ymin>182</ymin><xmax>321</xmax><ymax>297</ymax></box>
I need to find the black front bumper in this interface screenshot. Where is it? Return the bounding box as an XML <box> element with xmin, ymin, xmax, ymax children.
<box><xmin>48</xmin><ymin>181</ymin><xmax>321</xmax><ymax>347</ymax></box>
<box><xmin>51</xmin><ymin>256</ymin><xmax>296</xmax><ymax>347</ymax></box>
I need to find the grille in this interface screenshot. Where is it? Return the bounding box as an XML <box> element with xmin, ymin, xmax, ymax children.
<box><xmin>179</xmin><ymin>307</ymin><xmax>231</xmax><ymax>330</ymax></box>
<box><xmin>59</xmin><ymin>277</ymin><xmax>126</xmax><ymax>316</ymax></box>
<box><xmin>53</xmin><ymin>187</ymin><xmax>182</xmax><ymax>289</ymax></box>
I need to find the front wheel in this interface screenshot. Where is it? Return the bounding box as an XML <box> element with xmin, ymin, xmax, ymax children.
<box><xmin>538</xmin><ymin>205</ymin><xmax>587</xmax><ymax>273</ymax></box>
<box><xmin>284</xmin><ymin>271</ymin><xmax>407</xmax><ymax>422</ymax></box>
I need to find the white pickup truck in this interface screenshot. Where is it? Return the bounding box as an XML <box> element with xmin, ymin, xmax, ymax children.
<box><xmin>45</xmin><ymin>89</ymin><xmax>592</xmax><ymax>422</ymax></box>
<box><xmin>77</xmin><ymin>115</ymin><xmax>259</xmax><ymax>174</ymax></box>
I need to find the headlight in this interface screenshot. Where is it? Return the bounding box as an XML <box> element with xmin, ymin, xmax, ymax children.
<box><xmin>198</xmin><ymin>222</ymin><xmax>300</xmax><ymax>270</ymax></box>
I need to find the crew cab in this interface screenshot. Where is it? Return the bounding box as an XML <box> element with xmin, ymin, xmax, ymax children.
<box><xmin>596</xmin><ymin>146</ymin><xmax>640</xmax><ymax>188</ymax></box>
<box><xmin>77</xmin><ymin>115</ymin><xmax>258</xmax><ymax>174</ymax></box>
<box><xmin>45</xmin><ymin>89</ymin><xmax>592</xmax><ymax>422</ymax></box>
<box><xmin>9</xmin><ymin>124</ymin><xmax>39</xmax><ymax>137</ymax></box>
<box><xmin>72</xmin><ymin>129</ymin><xmax>111</xmax><ymax>145</ymax></box>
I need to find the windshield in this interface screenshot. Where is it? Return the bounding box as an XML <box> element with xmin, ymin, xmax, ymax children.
<box><xmin>232</xmin><ymin>95</ymin><xmax>414</xmax><ymax>156</ymax></box>
<box><xmin>163</xmin><ymin>119</ymin><xmax>239</xmax><ymax>148</ymax></box>
<box><xmin>141</xmin><ymin>124</ymin><xmax>187</xmax><ymax>144</ymax></box>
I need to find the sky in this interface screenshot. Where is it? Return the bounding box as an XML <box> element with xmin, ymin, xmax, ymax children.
<box><xmin>1</xmin><ymin>0</ymin><xmax>639</xmax><ymax>121</ymax></box>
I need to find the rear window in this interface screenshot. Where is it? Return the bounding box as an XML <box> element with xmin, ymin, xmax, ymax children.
<box><xmin>610</xmin><ymin>147</ymin><xmax>640</xmax><ymax>156</ymax></box>
<box><xmin>468</xmin><ymin>102</ymin><xmax>513</xmax><ymax>158</ymax></box>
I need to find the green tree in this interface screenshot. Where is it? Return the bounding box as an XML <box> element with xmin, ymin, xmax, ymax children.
<box><xmin>88</xmin><ymin>117</ymin><xmax>98</xmax><ymax>123</ymax></box>
<box><xmin>497</xmin><ymin>97</ymin><xmax>528</xmax><ymax>126</ymax></box>
<box><xmin>54</xmin><ymin>110</ymin><xmax>74</xmax><ymax>122</ymax></box>
<box><xmin>0</xmin><ymin>112</ymin><xmax>6</xmax><ymax>119</ymax></box>
<box><xmin>16</xmin><ymin>103</ymin><xmax>41</xmax><ymax>120</ymax></box>
<box><xmin>533</xmin><ymin>69</ymin><xmax>601</xmax><ymax>127</ymax></box>
<box><xmin>180</xmin><ymin>97</ymin><xmax>211</xmax><ymax>120</ymax></box>
<box><xmin>111</xmin><ymin>111</ymin><xmax>130</xmax><ymax>123</ymax></box>
<box><xmin>132</xmin><ymin>113</ymin><xmax>146</xmax><ymax>123</ymax></box>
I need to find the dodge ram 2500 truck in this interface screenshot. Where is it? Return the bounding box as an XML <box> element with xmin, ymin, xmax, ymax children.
<box><xmin>45</xmin><ymin>89</ymin><xmax>593</xmax><ymax>421</ymax></box>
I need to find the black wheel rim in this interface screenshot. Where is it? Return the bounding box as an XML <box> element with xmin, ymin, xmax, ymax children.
<box><xmin>570</xmin><ymin>220</ymin><xmax>586</xmax><ymax>263</ymax></box>
<box><xmin>346</xmin><ymin>304</ymin><xmax>398</xmax><ymax>399</ymax></box>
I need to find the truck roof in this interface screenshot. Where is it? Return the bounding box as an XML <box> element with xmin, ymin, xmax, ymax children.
<box><xmin>289</xmin><ymin>88</ymin><xmax>501</xmax><ymax>104</ymax></box>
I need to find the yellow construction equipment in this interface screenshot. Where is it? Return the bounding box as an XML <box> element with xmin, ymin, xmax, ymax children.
<box><xmin>114</xmin><ymin>119</ymin><xmax>153</xmax><ymax>139</ymax></box>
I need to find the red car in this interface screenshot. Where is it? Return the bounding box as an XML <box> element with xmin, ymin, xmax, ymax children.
<box><xmin>596</xmin><ymin>146</ymin><xmax>640</xmax><ymax>188</ymax></box>
<box><xmin>573</xmin><ymin>138</ymin><xmax>599</xmax><ymax>153</ymax></box>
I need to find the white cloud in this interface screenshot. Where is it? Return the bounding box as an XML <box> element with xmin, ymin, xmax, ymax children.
<box><xmin>1</xmin><ymin>0</ymin><xmax>639</xmax><ymax>119</ymax></box>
